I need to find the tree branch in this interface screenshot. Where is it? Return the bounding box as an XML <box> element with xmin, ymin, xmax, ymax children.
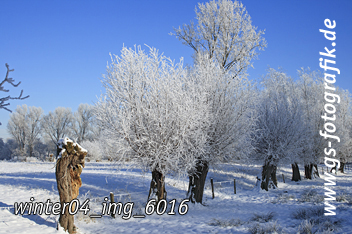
<box><xmin>0</xmin><ymin>63</ymin><xmax>30</xmax><ymax>125</ymax></box>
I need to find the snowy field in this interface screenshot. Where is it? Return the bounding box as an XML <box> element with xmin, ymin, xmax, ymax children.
<box><xmin>0</xmin><ymin>161</ymin><xmax>351</xmax><ymax>234</ymax></box>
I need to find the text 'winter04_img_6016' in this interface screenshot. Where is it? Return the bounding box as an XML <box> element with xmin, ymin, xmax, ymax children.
<box><xmin>13</xmin><ymin>196</ymin><xmax>190</xmax><ymax>220</ymax></box>
<box><xmin>11</xmin><ymin>137</ymin><xmax>190</xmax><ymax>233</ymax></box>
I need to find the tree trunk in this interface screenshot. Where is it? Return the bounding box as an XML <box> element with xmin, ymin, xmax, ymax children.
<box><xmin>339</xmin><ymin>162</ymin><xmax>345</xmax><ymax>173</ymax></box>
<box><xmin>148</xmin><ymin>169</ymin><xmax>167</xmax><ymax>208</ymax></box>
<box><xmin>55</xmin><ymin>138</ymin><xmax>86</xmax><ymax>234</ymax></box>
<box><xmin>261</xmin><ymin>162</ymin><xmax>277</xmax><ymax>191</ymax></box>
<box><xmin>187</xmin><ymin>161</ymin><xmax>209</xmax><ymax>203</ymax></box>
<box><xmin>312</xmin><ymin>164</ymin><xmax>320</xmax><ymax>178</ymax></box>
<box><xmin>291</xmin><ymin>163</ymin><xmax>301</xmax><ymax>181</ymax></box>
<box><xmin>304</xmin><ymin>164</ymin><xmax>313</xmax><ymax>179</ymax></box>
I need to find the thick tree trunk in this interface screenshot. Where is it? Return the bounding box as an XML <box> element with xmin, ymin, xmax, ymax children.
<box><xmin>187</xmin><ymin>161</ymin><xmax>209</xmax><ymax>204</ymax></box>
<box><xmin>304</xmin><ymin>164</ymin><xmax>313</xmax><ymax>179</ymax></box>
<box><xmin>55</xmin><ymin>138</ymin><xmax>86</xmax><ymax>234</ymax></box>
<box><xmin>148</xmin><ymin>169</ymin><xmax>167</xmax><ymax>208</ymax></box>
<box><xmin>261</xmin><ymin>163</ymin><xmax>277</xmax><ymax>191</ymax></box>
<box><xmin>291</xmin><ymin>163</ymin><xmax>301</xmax><ymax>181</ymax></box>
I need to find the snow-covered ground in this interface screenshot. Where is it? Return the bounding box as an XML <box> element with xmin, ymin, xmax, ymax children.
<box><xmin>0</xmin><ymin>161</ymin><xmax>351</xmax><ymax>233</ymax></box>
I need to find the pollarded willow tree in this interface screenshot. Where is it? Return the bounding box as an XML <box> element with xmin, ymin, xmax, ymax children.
<box><xmin>252</xmin><ymin>68</ymin><xmax>308</xmax><ymax>191</ymax></box>
<box><xmin>172</xmin><ymin>0</ymin><xmax>266</xmax><ymax>203</ymax></box>
<box><xmin>95</xmin><ymin>46</ymin><xmax>206</xmax><ymax>203</ymax></box>
<box><xmin>296</xmin><ymin>68</ymin><xmax>326</xmax><ymax>180</ymax></box>
<box><xmin>186</xmin><ymin>53</ymin><xmax>257</xmax><ymax>203</ymax></box>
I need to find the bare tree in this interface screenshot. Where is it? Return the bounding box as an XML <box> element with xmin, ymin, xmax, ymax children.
<box><xmin>26</xmin><ymin>106</ymin><xmax>44</xmax><ymax>157</ymax></box>
<box><xmin>7</xmin><ymin>105</ymin><xmax>43</xmax><ymax>157</ymax></box>
<box><xmin>7</xmin><ymin>105</ymin><xmax>28</xmax><ymax>155</ymax></box>
<box><xmin>41</xmin><ymin>107</ymin><xmax>73</xmax><ymax>155</ymax></box>
<box><xmin>72</xmin><ymin>103</ymin><xmax>95</xmax><ymax>144</ymax></box>
<box><xmin>1</xmin><ymin>63</ymin><xmax>29</xmax><ymax>125</ymax></box>
<box><xmin>171</xmin><ymin>0</ymin><xmax>266</xmax><ymax>78</ymax></box>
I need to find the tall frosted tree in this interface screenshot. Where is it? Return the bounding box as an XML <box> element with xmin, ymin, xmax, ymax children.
<box><xmin>186</xmin><ymin>54</ymin><xmax>257</xmax><ymax>203</ymax></box>
<box><xmin>172</xmin><ymin>0</ymin><xmax>264</xmax><ymax>203</ymax></box>
<box><xmin>95</xmin><ymin>46</ymin><xmax>206</xmax><ymax>203</ymax></box>
<box><xmin>172</xmin><ymin>0</ymin><xmax>266</xmax><ymax>78</ymax></box>
<box><xmin>252</xmin><ymin>68</ymin><xmax>307</xmax><ymax>191</ymax></box>
<box><xmin>296</xmin><ymin>69</ymin><xmax>325</xmax><ymax>179</ymax></box>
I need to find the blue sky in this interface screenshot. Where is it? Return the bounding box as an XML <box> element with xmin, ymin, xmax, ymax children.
<box><xmin>1</xmin><ymin>0</ymin><xmax>351</xmax><ymax>139</ymax></box>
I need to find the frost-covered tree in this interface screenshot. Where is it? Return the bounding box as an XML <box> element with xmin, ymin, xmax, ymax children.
<box><xmin>334</xmin><ymin>88</ymin><xmax>352</xmax><ymax>173</ymax></box>
<box><xmin>72</xmin><ymin>103</ymin><xmax>95</xmax><ymax>144</ymax></box>
<box><xmin>172</xmin><ymin>0</ymin><xmax>266</xmax><ymax>78</ymax></box>
<box><xmin>172</xmin><ymin>0</ymin><xmax>264</xmax><ymax>203</ymax></box>
<box><xmin>252</xmin><ymin>68</ymin><xmax>307</xmax><ymax>191</ymax></box>
<box><xmin>95</xmin><ymin>46</ymin><xmax>205</xmax><ymax>203</ymax></box>
<box><xmin>186</xmin><ymin>54</ymin><xmax>257</xmax><ymax>203</ymax></box>
<box><xmin>80</xmin><ymin>140</ymin><xmax>102</xmax><ymax>162</ymax></box>
<box><xmin>7</xmin><ymin>105</ymin><xmax>28</xmax><ymax>155</ymax></box>
<box><xmin>296</xmin><ymin>69</ymin><xmax>325</xmax><ymax>179</ymax></box>
<box><xmin>7</xmin><ymin>105</ymin><xmax>44</xmax><ymax>157</ymax></box>
<box><xmin>26</xmin><ymin>106</ymin><xmax>43</xmax><ymax>157</ymax></box>
<box><xmin>1</xmin><ymin>63</ymin><xmax>29</xmax><ymax>125</ymax></box>
<box><xmin>41</xmin><ymin>107</ymin><xmax>73</xmax><ymax>155</ymax></box>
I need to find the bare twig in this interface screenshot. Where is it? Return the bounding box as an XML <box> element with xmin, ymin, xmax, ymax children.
<box><xmin>0</xmin><ymin>63</ymin><xmax>29</xmax><ymax>125</ymax></box>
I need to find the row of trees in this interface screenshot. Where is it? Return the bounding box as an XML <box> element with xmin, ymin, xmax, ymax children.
<box><xmin>94</xmin><ymin>0</ymin><xmax>352</xmax><ymax>203</ymax></box>
<box><xmin>2</xmin><ymin>104</ymin><xmax>98</xmax><ymax>160</ymax></box>
<box><xmin>95</xmin><ymin>0</ymin><xmax>352</xmax><ymax>203</ymax></box>
<box><xmin>96</xmin><ymin>0</ymin><xmax>266</xmax><ymax>203</ymax></box>
<box><xmin>253</xmin><ymin>68</ymin><xmax>352</xmax><ymax>190</ymax></box>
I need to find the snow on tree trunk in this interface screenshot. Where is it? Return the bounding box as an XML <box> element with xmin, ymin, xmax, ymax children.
<box><xmin>261</xmin><ymin>162</ymin><xmax>277</xmax><ymax>191</ymax></box>
<box><xmin>55</xmin><ymin>137</ymin><xmax>86</xmax><ymax>234</ymax></box>
<box><xmin>291</xmin><ymin>163</ymin><xmax>301</xmax><ymax>181</ymax></box>
<box><xmin>187</xmin><ymin>160</ymin><xmax>209</xmax><ymax>204</ymax></box>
